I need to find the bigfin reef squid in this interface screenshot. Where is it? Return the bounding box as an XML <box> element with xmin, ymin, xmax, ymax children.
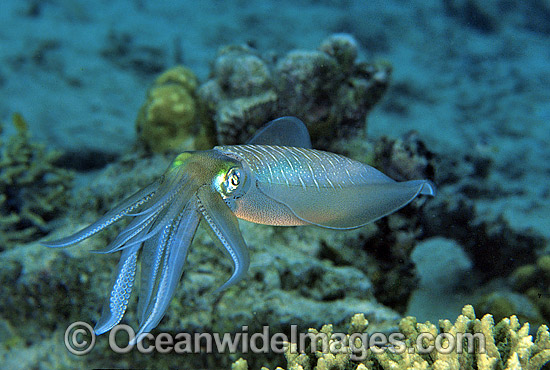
<box><xmin>44</xmin><ymin>117</ymin><xmax>435</xmax><ymax>344</ymax></box>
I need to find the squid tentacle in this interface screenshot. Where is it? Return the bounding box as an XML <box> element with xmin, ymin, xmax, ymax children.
<box><xmin>131</xmin><ymin>199</ymin><xmax>201</xmax><ymax>345</ymax></box>
<box><xmin>94</xmin><ymin>244</ymin><xmax>140</xmax><ymax>335</ymax></box>
<box><xmin>42</xmin><ymin>181</ymin><xmax>159</xmax><ymax>248</ymax></box>
<box><xmin>92</xmin><ymin>208</ymin><xmax>163</xmax><ymax>254</ymax></box>
<box><xmin>134</xmin><ymin>184</ymin><xmax>199</xmax><ymax>324</ymax></box>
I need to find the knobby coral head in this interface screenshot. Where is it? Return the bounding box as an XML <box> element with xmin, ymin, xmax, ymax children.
<box><xmin>43</xmin><ymin>117</ymin><xmax>435</xmax><ymax>344</ymax></box>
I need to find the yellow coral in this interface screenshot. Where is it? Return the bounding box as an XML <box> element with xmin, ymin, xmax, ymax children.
<box><xmin>232</xmin><ymin>357</ymin><xmax>248</xmax><ymax>370</ymax></box>
<box><xmin>155</xmin><ymin>65</ymin><xmax>198</xmax><ymax>91</ymax></box>
<box><xmin>136</xmin><ymin>65</ymin><xmax>213</xmax><ymax>152</ymax></box>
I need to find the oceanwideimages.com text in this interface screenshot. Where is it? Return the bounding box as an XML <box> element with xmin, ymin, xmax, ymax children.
<box><xmin>65</xmin><ymin>321</ymin><xmax>487</xmax><ymax>359</ymax></box>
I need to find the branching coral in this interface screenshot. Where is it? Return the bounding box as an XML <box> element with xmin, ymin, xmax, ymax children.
<box><xmin>235</xmin><ymin>305</ymin><xmax>550</xmax><ymax>370</ymax></box>
<box><xmin>0</xmin><ymin>113</ymin><xmax>73</xmax><ymax>250</ymax></box>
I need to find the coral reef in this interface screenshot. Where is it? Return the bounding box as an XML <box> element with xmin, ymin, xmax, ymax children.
<box><xmin>319</xmin><ymin>33</ymin><xmax>358</xmax><ymax>73</ymax></box>
<box><xmin>0</xmin><ymin>113</ymin><xmax>73</xmax><ymax>250</ymax></box>
<box><xmin>198</xmin><ymin>34</ymin><xmax>391</xmax><ymax>149</ymax></box>
<box><xmin>237</xmin><ymin>305</ymin><xmax>550</xmax><ymax>370</ymax></box>
<box><xmin>432</xmin><ymin>202</ymin><xmax>543</xmax><ymax>279</ymax></box>
<box><xmin>411</xmin><ymin>237</ymin><xmax>472</xmax><ymax>292</ymax></box>
<box><xmin>136</xmin><ymin>65</ymin><xmax>214</xmax><ymax>153</ymax></box>
<box><xmin>297</xmin><ymin>130</ymin><xmax>437</xmax><ymax>314</ymax></box>
<box><xmin>410</xmin><ymin>146</ymin><xmax>549</xmax><ymax>336</ymax></box>
<box><xmin>198</xmin><ymin>45</ymin><xmax>278</xmax><ymax>145</ymax></box>
<box><xmin>10</xmin><ymin>32</ymin><xmax>545</xmax><ymax>370</ymax></box>
<box><xmin>360</xmin><ymin>132</ymin><xmax>435</xmax><ymax>312</ymax></box>
<box><xmin>374</xmin><ymin>131</ymin><xmax>435</xmax><ymax>182</ymax></box>
<box><xmin>2</xmin><ymin>38</ymin><xmax>433</xmax><ymax>370</ymax></box>
<box><xmin>195</xmin><ymin>40</ymin><xmax>425</xmax><ymax>317</ymax></box>
<box><xmin>275</xmin><ymin>39</ymin><xmax>390</xmax><ymax>148</ymax></box>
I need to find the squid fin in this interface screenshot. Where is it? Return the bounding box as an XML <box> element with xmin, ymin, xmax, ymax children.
<box><xmin>258</xmin><ymin>179</ymin><xmax>435</xmax><ymax>229</ymax></box>
<box><xmin>247</xmin><ymin>116</ymin><xmax>312</xmax><ymax>148</ymax></box>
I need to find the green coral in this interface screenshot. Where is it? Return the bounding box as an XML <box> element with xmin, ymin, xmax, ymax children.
<box><xmin>136</xmin><ymin>65</ymin><xmax>214</xmax><ymax>153</ymax></box>
<box><xmin>0</xmin><ymin>113</ymin><xmax>73</xmax><ymax>250</ymax></box>
<box><xmin>242</xmin><ymin>305</ymin><xmax>550</xmax><ymax>370</ymax></box>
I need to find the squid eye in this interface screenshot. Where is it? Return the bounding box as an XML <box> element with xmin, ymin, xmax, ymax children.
<box><xmin>220</xmin><ymin>167</ymin><xmax>243</xmax><ymax>197</ymax></box>
<box><xmin>215</xmin><ymin>165</ymin><xmax>250</xmax><ymax>200</ymax></box>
